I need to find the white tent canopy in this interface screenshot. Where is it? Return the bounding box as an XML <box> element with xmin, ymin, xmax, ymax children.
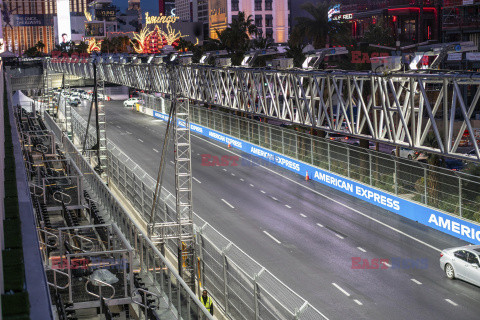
<box><xmin>12</xmin><ymin>90</ymin><xmax>43</xmax><ymax>113</ymax></box>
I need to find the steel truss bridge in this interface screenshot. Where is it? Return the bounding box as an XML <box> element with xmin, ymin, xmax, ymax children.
<box><xmin>44</xmin><ymin>59</ymin><xmax>480</xmax><ymax>161</ymax></box>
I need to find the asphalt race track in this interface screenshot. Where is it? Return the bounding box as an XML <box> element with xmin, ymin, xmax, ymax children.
<box><xmin>74</xmin><ymin>99</ymin><xmax>480</xmax><ymax>320</ymax></box>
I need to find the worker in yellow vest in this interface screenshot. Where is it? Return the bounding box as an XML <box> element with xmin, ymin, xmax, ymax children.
<box><xmin>201</xmin><ymin>289</ymin><xmax>213</xmax><ymax>315</ymax></box>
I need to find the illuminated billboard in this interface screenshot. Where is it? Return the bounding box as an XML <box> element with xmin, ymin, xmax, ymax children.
<box><xmin>85</xmin><ymin>22</ymin><xmax>106</xmax><ymax>37</ymax></box>
<box><xmin>56</xmin><ymin>0</ymin><xmax>72</xmax><ymax>44</ymax></box>
<box><xmin>208</xmin><ymin>0</ymin><xmax>228</xmax><ymax>39</ymax></box>
<box><xmin>95</xmin><ymin>6</ymin><xmax>117</xmax><ymax>22</ymax></box>
<box><xmin>12</xmin><ymin>14</ymin><xmax>53</xmax><ymax>27</ymax></box>
<box><xmin>328</xmin><ymin>4</ymin><xmax>340</xmax><ymax>21</ymax></box>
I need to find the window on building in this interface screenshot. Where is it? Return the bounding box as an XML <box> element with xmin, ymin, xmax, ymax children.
<box><xmin>265</xmin><ymin>0</ymin><xmax>272</xmax><ymax>11</ymax></box>
<box><xmin>255</xmin><ymin>15</ymin><xmax>263</xmax><ymax>27</ymax></box>
<box><xmin>265</xmin><ymin>15</ymin><xmax>273</xmax><ymax>27</ymax></box>
<box><xmin>255</xmin><ymin>0</ymin><xmax>262</xmax><ymax>11</ymax></box>
<box><xmin>266</xmin><ymin>28</ymin><xmax>273</xmax><ymax>39</ymax></box>
<box><xmin>402</xmin><ymin>19</ymin><xmax>416</xmax><ymax>42</ymax></box>
<box><xmin>232</xmin><ymin>0</ymin><xmax>239</xmax><ymax>11</ymax></box>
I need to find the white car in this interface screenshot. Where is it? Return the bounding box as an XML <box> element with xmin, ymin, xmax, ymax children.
<box><xmin>391</xmin><ymin>147</ymin><xmax>427</xmax><ymax>161</ymax></box>
<box><xmin>124</xmin><ymin>98</ymin><xmax>142</xmax><ymax>107</ymax></box>
<box><xmin>440</xmin><ymin>245</ymin><xmax>480</xmax><ymax>287</ymax></box>
<box><xmin>86</xmin><ymin>93</ymin><xmax>108</xmax><ymax>101</ymax></box>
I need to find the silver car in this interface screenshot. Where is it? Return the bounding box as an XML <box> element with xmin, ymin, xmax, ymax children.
<box><xmin>440</xmin><ymin>245</ymin><xmax>480</xmax><ymax>286</ymax></box>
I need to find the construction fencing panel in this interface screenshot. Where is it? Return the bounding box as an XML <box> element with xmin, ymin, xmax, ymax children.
<box><xmin>63</xmin><ymin>106</ymin><xmax>329</xmax><ymax>320</ymax></box>
<box><xmin>43</xmin><ymin>111</ymin><xmax>214</xmax><ymax>320</ymax></box>
<box><xmin>185</xmin><ymin>105</ymin><xmax>480</xmax><ymax>225</ymax></box>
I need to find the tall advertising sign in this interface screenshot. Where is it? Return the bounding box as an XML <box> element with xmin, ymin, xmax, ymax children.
<box><xmin>56</xmin><ymin>0</ymin><xmax>72</xmax><ymax>44</ymax></box>
<box><xmin>209</xmin><ymin>0</ymin><xmax>227</xmax><ymax>39</ymax></box>
<box><xmin>0</xmin><ymin>1</ymin><xmax>4</xmax><ymax>54</ymax></box>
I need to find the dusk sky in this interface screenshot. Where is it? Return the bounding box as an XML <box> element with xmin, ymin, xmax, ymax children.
<box><xmin>112</xmin><ymin>0</ymin><xmax>159</xmax><ymax>18</ymax></box>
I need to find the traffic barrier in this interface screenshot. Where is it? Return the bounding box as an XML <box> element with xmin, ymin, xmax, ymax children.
<box><xmin>151</xmin><ymin>110</ymin><xmax>480</xmax><ymax>245</ymax></box>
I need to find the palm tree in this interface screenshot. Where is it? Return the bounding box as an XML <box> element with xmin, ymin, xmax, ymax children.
<box><xmin>362</xmin><ymin>19</ymin><xmax>395</xmax><ymax>47</ymax></box>
<box><xmin>76</xmin><ymin>41</ymin><xmax>89</xmax><ymax>54</ymax></box>
<box><xmin>250</xmin><ymin>36</ymin><xmax>273</xmax><ymax>50</ymax></box>
<box><xmin>294</xmin><ymin>1</ymin><xmax>344</xmax><ymax>48</ymax></box>
<box><xmin>35</xmin><ymin>41</ymin><xmax>45</xmax><ymax>53</ymax></box>
<box><xmin>218</xmin><ymin>11</ymin><xmax>257</xmax><ymax>53</ymax></box>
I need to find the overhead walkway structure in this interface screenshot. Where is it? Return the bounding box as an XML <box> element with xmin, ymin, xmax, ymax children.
<box><xmin>44</xmin><ymin>57</ymin><xmax>480</xmax><ymax>162</ymax></box>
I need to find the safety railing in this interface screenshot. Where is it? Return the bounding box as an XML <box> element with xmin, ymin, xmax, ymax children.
<box><xmin>62</xmin><ymin>103</ymin><xmax>329</xmax><ymax>319</ymax></box>
<box><xmin>44</xmin><ymin>111</ymin><xmax>215</xmax><ymax>319</ymax></box>
<box><xmin>85</xmin><ymin>278</ymin><xmax>116</xmax><ymax>299</ymax></box>
<box><xmin>46</xmin><ymin>268</ymin><xmax>71</xmax><ymax>290</ymax></box>
<box><xmin>142</xmin><ymin>97</ymin><xmax>480</xmax><ymax>225</ymax></box>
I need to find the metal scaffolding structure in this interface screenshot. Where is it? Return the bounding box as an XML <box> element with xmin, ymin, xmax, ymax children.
<box><xmin>146</xmin><ymin>62</ymin><xmax>196</xmax><ymax>291</ymax></box>
<box><xmin>44</xmin><ymin>58</ymin><xmax>480</xmax><ymax>161</ymax></box>
<box><xmin>41</xmin><ymin>69</ymin><xmax>54</xmax><ymax>115</ymax></box>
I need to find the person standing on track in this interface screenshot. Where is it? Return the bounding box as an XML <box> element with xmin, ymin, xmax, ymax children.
<box><xmin>201</xmin><ymin>289</ymin><xmax>214</xmax><ymax>316</ymax></box>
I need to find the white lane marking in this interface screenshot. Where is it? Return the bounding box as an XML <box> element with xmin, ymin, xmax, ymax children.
<box><xmin>126</xmin><ymin>131</ymin><xmax>132</xmax><ymax>134</ymax></box>
<box><xmin>300</xmin><ymin>213</ymin><xmax>307</xmax><ymax>218</ymax></box>
<box><xmin>170</xmin><ymin>161</ymin><xmax>174</xmax><ymax>164</ymax></box>
<box><xmin>221</xmin><ymin>198</ymin><xmax>235</xmax><ymax>209</ymax></box>
<box><xmin>285</xmin><ymin>205</ymin><xmax>291</xmax><ymax>209</ymax></box>
<box><xmin>383</xmin><ymin>262</ymin><xmax>392</xmax><ymax>268</ymax></box>
<box><xmin>357</xmin><ymin>247</ymin><xmax>366</xmax><ymax>253</ymax></box>
<box><xmin>249</xmin><ymin>184</ymin><xmax>254</xmax><ymax>187</ymax></box>
<box><xmin>193</xmin><ymin>177</ymin><xmax>201</xmax><ymax>184</ymax></box>
<box><xmin>138</xmin><ymin>139</ymin><xmax>144</xmax><ymax>143</ymax></box>
<box><xmin>354</xmin><ymin>300</ymin><xmax>363</xmax><ymax>306</ymax></box>
<box><xmin>153</xmin><ymin>148</ymin><xmax>159</xmax><ymax>153</ymax></box>
<box><xmin>116</xmin><ymin>125</ymin><xmax>121</xmax><ymax>128</ymax></box>
<box><xmin>445</xmin><ymin>299</ymin><xmax>458</xmax><ymax>306</ymax></box>
<box><xmin>263</xmin><ymin>231</ymin><xmax>281</xmax><ymax>244</ymax></box>
<box><xmin>260</xmin><ymin>190</ymin><xmax>266</xmax><ymax>194</ymax></box>
<box><xmin>317</xmin><ymin>223</ymin><xmax>324</xmax><ymax>227</ymax></box>
<box><xmin>194</xmin><ymin>133</ymin><xmax>442</xmax><ymax>253</ymax></box>
<box><xmin>222</xmin><ymin>168</ymin><xmax>227</xmax><ymax>171</ymax></box>
<box><xmin>271</xmin><ymin>196</ymin><xmax>278</xmax><ymax>201</ymax></box>
<box><xmin>231</xmin><ymin>173</ymin><xmax>235</xmax><ymax>176</ymax></box>
<box><xmin>411</xmin><ymin>279</ymin><xmax>422</xmax><ymax>285</ymax></box>
<box><xmin>335</xmin><ymin>234</ymin><xmax>344</xmax><ymax>239</ymax></box>
<box><xmin>240</xmin><ymin>178</ymin><xmax>244</xmax><ymax>181</ymax></box>
<box><xmin>332</xmin><ymin>283</ymin><xmax>350</xmax><ymax>297</ymax></box>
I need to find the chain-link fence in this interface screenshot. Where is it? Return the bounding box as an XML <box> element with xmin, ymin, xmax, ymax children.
<box><xmin>64</xmin><ymin>103</ymin><xmax>329</xmax><ymax>319</ymax></box>
<box><xmin>190</xmin><ymin>107</ymin><xmax>480</xmax><ymax>222</ymax></box>
<box><xmin>44</xmin><ymin>111</ymin><xmax>214</xmax><ymax>320</ymax></box>
<box><xmin>140</xmin><ymin>97</ymin><xmax>480</xmax><ymax>224</ymax></box>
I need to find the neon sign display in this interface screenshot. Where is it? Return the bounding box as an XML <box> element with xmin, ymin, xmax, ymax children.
<box><xmin>145</xmin><ymin>12</ymin><xmax>179</xmax><ymax>25</ymax></box>
<box><xmin>131</xmin><ymin>12</ymin><xmax>189</xmax><ymax>54</ymax></box>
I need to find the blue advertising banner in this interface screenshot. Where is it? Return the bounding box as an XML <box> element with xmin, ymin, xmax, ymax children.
<box><xmin>12</xmin><ymin>14</ymin><xmax>51</xmax><ymax>27</ymax></box>
<box><xmin>152</xmin><ymin>110</ymin><xmax>480</xmax><ymax>244</ymax></box>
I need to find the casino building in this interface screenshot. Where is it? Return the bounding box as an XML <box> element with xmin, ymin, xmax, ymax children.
<box><xmin>208</xmin><ymin>0</ymin><xmax>289</xmax><ymax>43</ymax></box>
<box><xmin>2</xmin><ymin>0</ymin><xmax>92</xmax><ymax>54</ymax></box>
<box><xmin>333</xmin><ymin>0</ymin><xmax>442</xmax><ymax>45</ymax></box>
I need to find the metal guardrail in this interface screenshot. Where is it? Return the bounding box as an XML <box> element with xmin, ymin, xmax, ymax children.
<box><xmin>85</xmin><ymin>278</ymin><xmax>116</xmax><ymax>300</ymax></box>
<box><xmin>44</xmin><ymin>111</ymin><xmax>214</xmax><ymax>320</ymax></box>
<box><xmin>141</xmin><ymin>97</ymin><xmax>480</xmax><ymax>226</ymax></box>
<box><xmin>64</xmin><ymin>102</ymin><xmax>329</xmax><ymax>319</ymax></box>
